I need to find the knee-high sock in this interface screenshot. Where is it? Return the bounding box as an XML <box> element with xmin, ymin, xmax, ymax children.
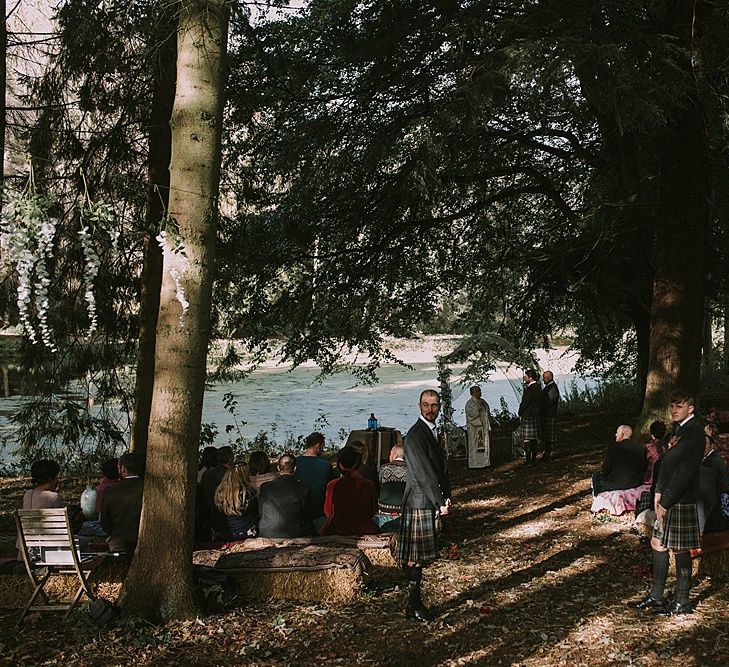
<box><xmin>674</xmin><ymin>551</ymin><xmax>692</xmax><ymax>605</ymax></box>
<box><xmin>403</xmin><ymin>564</ymin><xmax>423</xmax><ymax>606</ymax></box>
<box><xmin>649</xmin><ymin>548</ymin><xmax>669</xmax><ymax>600</ymax></box>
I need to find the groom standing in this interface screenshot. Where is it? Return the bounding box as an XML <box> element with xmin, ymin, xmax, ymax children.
<box><xmin>396</xmin><ymin>389</ymin><xmax>452</xmax><ymax>622</ymax></box>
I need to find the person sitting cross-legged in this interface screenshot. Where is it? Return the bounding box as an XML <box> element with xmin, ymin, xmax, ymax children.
<box><xmin>258</xmin><ymin>454</ymin><xmax>315</xmax><ymax>538</ymax></box>
<box><xmin>592</xmin><ymin>425</ymin><xmax>647</xmax><ymax>496</ymax></box>
<box><xmin>214</xmin><ymin>464</ymin><xmax>259</xmax><ymax>540</ymax></box>
<box><xmin>321</xmin><ymin>446</ymin><xmax>378</xmax><ymax>536</ymax></box>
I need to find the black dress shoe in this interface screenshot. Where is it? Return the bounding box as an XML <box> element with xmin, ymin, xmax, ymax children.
<box><xmin>655</xmin><ymin>601</ymin><xmax>693</xmax><ymax>616</ymax></box>
<box><xmin>627</xmin><ymin>595</ymin><xmax>664</xmax><ymax>610</ymax></box>
<box><xmin>406</xmin><ymin>604</ymin><xmax>435</xmax><ymax>623</ymax></box>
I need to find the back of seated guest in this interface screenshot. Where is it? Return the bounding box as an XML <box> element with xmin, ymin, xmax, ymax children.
<box><xmin>702</xmin><ymin>434</ymin><xmax>729</xmax><ymax>532</ymax></box>
<box><xmin>22</xmin><ymin>459</ymin><xmax>63</xmax><ymax>510</ymax></box>
<box><xmin>348</xmin><ymin>440</ymin><xmax>379</xmax><ymax>490</ymax></box>
<box><xmin>321</xmin><ymin>446</ymin><xmax>378</xmax><ymax>536</ymax></box>
<box><xmin>96</xmin><ymin>458</ymin><xmax>121</xmax><ymax>515</ymax></box>
<box><xmin>643</xmin><ymin>421</ymin><xmax>667</xmax><ymax>485</ymax></box>
<box><xmin>258</xmin><ymin>454</ymin><xmax>315</xmax><ymax>538</ymax></box>
<box><xmin>378</xmin><ymin>445</ymin><xmax>406</xmax><ymax>515</ymax></box>
<box><xmin>215</xmin><ymin>464</ymin><xmax>259</xmax><ymax>539</ymax></box>
<box><xmin>100</xmin><ymin>452</ymin><xmax>144</xmax><ymax>553</ymax></box>
<box><xmin>201</xmin><ymin>446</ymin><xmax>235</xmax><ymax>538</ymax></box>
<box><xmin>592</xmin><ymin>425</ymin><xmax>647</xmax><ymax>496</ymax></box>
<box><xmin>249</xmin><ymin>450</ymin><xmax>279</xmax><ymax>495</ymax></box>
<box><xmin>197</xmin><ymin>446</ymin><xmax>219</xmax><ymax>483</ymax></box>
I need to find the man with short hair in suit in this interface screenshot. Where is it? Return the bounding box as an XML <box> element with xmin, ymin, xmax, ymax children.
<box><xmin>258</xmin><ymin>453</ymin><xmax>315</xmax><ymax>538</ymax></box>
<box><xmin>592</xmin><ymin>425</ymin><xmax>647</xmax><ymax>496</ymax></box>
<box><xmin>395</xmin><ymin>389</ymin><xmax>451</xmax><ymax>623</ymax></box>
<box><xmin>540</xmin><ymin>370</ymin><xmax>560</xmax><ymax>462</ymax></box>
<box><xmin>519</xmin><ymin>369</ymin><xmax>543</xmax><ymax>466</ymax></box>
<box><xmin>100</xmin><ymin>452</ymin><xmax>145</xmax><ymax>554</ymax></box>
<box><xmin>201</xmin><ymin>446</ymin><xmax>235</xmax><ymax>539</ymax></box>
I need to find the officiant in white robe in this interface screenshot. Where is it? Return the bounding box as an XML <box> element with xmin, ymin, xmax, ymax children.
<box><xmin>465</xmin><ymin>385</ymin><xmax>491</xmax><ymax>468</ymax></box>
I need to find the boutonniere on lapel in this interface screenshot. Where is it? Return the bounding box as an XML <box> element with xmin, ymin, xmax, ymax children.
<box><xmin>668</xmin><ymin>435</ymin><xmax>681</xmax><ymax>449</ymax></box>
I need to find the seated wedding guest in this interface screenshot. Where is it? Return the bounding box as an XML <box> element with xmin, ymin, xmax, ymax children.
<box><xmin>22</xmin><ymin>459</ymin><xmax>63</xmax><ymax>510</ymax></box>
<box><xmin>321</xmin><ymin>446</ymin><xmax>378</xmax><ymax>536</ymax></box>
<box><xmin>100</xmin><ymin>452</ymin><xmax>144</xmax><ymax>554</ymax></box>
<box><xmin>348</xmin><ymin>440</ymin><xmax>378</xmax><ymax>489</ymax></box>
<box><xmin>295</xmin><ymin>432</ymin><xmax>334</xmax><ymax>526</ymax></box>
<box><xmin>249</xmin><ymin>450</ymin><xmax>278</xmax><ymax>494</ymax></box>
<box><xmin>644</xmin><ymin>421</ymin><xmax>667</xmax><ymax>485</ymax></box>
<box><xmin>592</xmin><ymin>425</ymin><xmax>647</xmax><ymax>496</ymax></box>
<box><xmin>95</xmin><ymin>458</ymin><xmax>120</xmax><ymax>515</ymax></box>
<box><xmin>378</xmin><ymin>445</ymin><xmax>406</xmax><ymax>515</ymax></box>
<box><xmin>197</xmin><ymin>446</ymin><xmax>219</xmax><ymax>483</ymax></box>
<box><xmin>258</xmin><ymin>453</ymin><xmax>315</xmax><ymax>538</ymax></box>
<box><xmin>701</xmin><ymin>431</ymin><xmax>729</xmax><ymax>532</ymax></box>
<box><xmin>201</xmin><ymin>446</ymin><xmax>234</xmax><ymax>538</ymax></box>
<box><xmin>215</xmin><ymin>464</ymin><xmax>259</xmax><ymax>539</ymax></box>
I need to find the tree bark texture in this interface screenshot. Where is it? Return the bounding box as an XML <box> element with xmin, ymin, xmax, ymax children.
<box><xmin>639</xmin><ymin>0</ymin><xmax>710</xmax><ymax>426</ymax></box>
<box><xmin>129</xmin><ymin>10</ymin><xmax>178</xmax><ymax>455</ymax></box>
<box><xmin>120</xmin><ymin>0</ymin><xmax>230</xmax><ymax>621</ymax></box>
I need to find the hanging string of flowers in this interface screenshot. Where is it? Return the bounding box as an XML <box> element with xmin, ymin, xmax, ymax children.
<box><xmin>156</xmin><ymin>215</ymin><xmax>189</xmax><ymax>328</ymax></box>
<box><xmin>0</xmin><ymin>171</ymin><xmax>59</xmax><ymax>351</ymax></box>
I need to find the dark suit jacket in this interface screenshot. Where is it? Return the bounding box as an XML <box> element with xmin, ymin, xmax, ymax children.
<box><xmin>601</xmin><ymin>439</ymin><xmax>647</xmax><ymax>490</ymax></box>
<box><xmin>200</xmin><ymin>464</ymin><xmax>231</xmax><ymax>538</ymax></box>
<box><xmin>402</xmin><ymin>418</ymin><xmax>450</xmax><ymax>510</ymax></box>
<box><xmin>541</xmin><ymin>382</ymin><xmax>560</xmax><ymax>418</ymax></box>
<box><xmin>258</xmin><ymin>474</ymin><xmax>315</xmax><ymax>538</ymax></box>
<box><xmin>100</xmin><ymin>476</ymin><xmax>144</xmax><ymax>552</ymax></box>
<box><xmin>518</xmin><ymin>382</ymin><xmax>542</xmax><ymax>419</ymax></box>
<box><xmin>655</xmin><ymin>416</ymin><xmax>704</xmax><ymax>509</ymax></box>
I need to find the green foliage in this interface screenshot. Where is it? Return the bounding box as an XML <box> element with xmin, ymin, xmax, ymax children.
<box><xmin>559</xmin><ymin>378</ymin><xmax>640</xmax><ymax>417</ymax></box>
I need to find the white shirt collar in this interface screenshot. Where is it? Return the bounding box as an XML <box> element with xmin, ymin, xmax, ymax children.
<box><xmin>679</xmin><ymin>414</ymin><xmax>695</xmax><ymax>427</ymax></box>
<box><xmin>419</xmin><ymin>415</ymin><xmax>437</xmax><ymax>431</ymax></box>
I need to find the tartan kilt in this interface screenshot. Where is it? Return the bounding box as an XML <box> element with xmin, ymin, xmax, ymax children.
<box><xmin>634</xmin><ymin>490</ymin><xmax>652</xmax><ymax>517</ymax></box>
<box><xmin>541</xmin><ymin>416</ymin><xmax>558</xmax><ymax>444</ymax></box>
<box><xmin>395</xmin><ymin>508</ymin><xmax>438</xmax><ymax>565</ymax></box>
<box><xmin>653</xmin><ymin>502</ymin><xmax>701</xmax><ymax>551</ymax></box>
<box><xmin>520</xmin><ymin>417</ymin><xmax>541</xmax><ymax>442</ymax></box>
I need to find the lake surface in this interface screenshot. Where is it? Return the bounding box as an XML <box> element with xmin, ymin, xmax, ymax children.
<box><xmin>0</xmin><ymin>346</ymin><xmax>592</xmax><ymax>458</ymax></box>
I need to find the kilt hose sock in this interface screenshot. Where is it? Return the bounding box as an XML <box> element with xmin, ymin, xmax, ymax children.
<box><xmin>674</xmin><ymin>551</ymin><xmax>692</xmax><ymax>605</ymax></box>
<box><xmin>650</xmin><ymin>548</ymin><xmax>669</xmax><ymax>600</ymax></box>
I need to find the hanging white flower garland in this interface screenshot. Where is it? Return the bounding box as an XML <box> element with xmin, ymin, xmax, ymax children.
<box><xmin>156</xmin><ymin>227</ymin><xmax>190</xmax><ymax>327</ymax></box>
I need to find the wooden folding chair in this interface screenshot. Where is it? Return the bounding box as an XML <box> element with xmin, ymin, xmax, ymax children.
<box><xmin>15</xmin><ymin>507</ymin><xmax>101</xmax><ymax>623</ymax></box>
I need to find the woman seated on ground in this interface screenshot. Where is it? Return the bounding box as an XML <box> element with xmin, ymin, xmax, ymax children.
<box><xmin>644</xmin><ymin>420</ymin><xmax>667</xmax><ymax>485</ymax></box>
<box><xmin>214</xmin><ymin>464</ymin><xmax>259</xmax><ymax>540</ymax></box>
<box><xmin>248</xmin><ymin>450</ymin><xmax>278</xmax><ymax>494</ymax></box>
<box><xmin>321</xmin><ymin>446</ymin><xmax>378</xmax><ymax>536</ymax></box>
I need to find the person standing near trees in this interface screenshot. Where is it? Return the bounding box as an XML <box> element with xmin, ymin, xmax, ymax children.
<box><xmin>519</xmin><ymin>369</ymin><xmax>543</xmax><ymax>466</ymax></box>
<box><xmin>396</xmin><ymin>389</ymin><xmax>451</xmax><ymax>622</ymax></box>
<box><xmin>540</xmin><ymin>370</ymin><xmax>560</xmax><ymax>462</ymax></box>
<box><xmin>628</xmin><ymin>389</ymin><xmax>704</xmax><ymax>616</ymax></box>
<box><xmin>465</xmin><ymin>385</ymin><xmax>491</xmax><ymax>468</ymax></box>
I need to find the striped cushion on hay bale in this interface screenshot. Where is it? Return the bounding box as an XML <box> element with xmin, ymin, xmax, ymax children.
<box><xmin>193</xmin><ymin>544</ymin><xmax>370</xmax><ymax>603</ymax></box>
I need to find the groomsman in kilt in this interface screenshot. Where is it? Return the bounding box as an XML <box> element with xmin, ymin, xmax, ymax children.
<box><xmin>396</xmin><ymin>389</ymin><xmax>451</xmax><ymax>622</ymax></box>
<box><xmin>518</xmin><ymin>369</ymin><xmax>543</xmax><ymax>466</ymax></box>
<box><xmin>540</xmin><ymin>370</ymin><xmax>560</xmax><ymax>462</ymax></box>
<box><xmin>628</xmin><ymin>389</ymin><xmax>704</xmax><ymax>615</ymax></box>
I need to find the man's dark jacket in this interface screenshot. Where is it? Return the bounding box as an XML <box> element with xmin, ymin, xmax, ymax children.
<box><xmin>656</xmin><ymin>416</ymin><xmax>705</xmax><ymax>509</ymax></box>
<box><xmin>601</xmin><ymin>438</ymin><xmax>647</xmax><ymax>490</ymax></box>
<box><xmin>100</xmin><ymin>477</ymin><xmax>144</xmax><ymax>552</ymax></box>
<box><xmin>541</xmin><ymin>382</ymin><xmax>560</xmax><ymax>418</ymax></box>
<box><xmin>402</xmin><ymin>418</ymin><xmax>450</xmax><ymax>510</ymax></box>
<box><xmin>258</xmin><ymin>474</ymin><xmax>314</xmax><ymax>538</ymax></box>
<box><xmin>200</xmin><ymin>464</ymin><xmax>231</xmax><ymax>538</ymax></box>
<box><xmin>518</xmin><ymin>382</ymin><xmax>542</xmax><ymax>419</ymax></box>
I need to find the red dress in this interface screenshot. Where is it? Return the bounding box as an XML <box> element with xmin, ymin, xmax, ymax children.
<box><xmin>321</xmin><ymin>471</ymin><xmax>378</xmax><ymax>536</ymax></box>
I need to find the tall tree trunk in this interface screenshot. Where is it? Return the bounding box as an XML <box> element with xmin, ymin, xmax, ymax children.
<box><xmin>638</xmin><ymin>3</ymin><xmax>710</xmax><ymax>427</ymax></box>
<box><xmin>129</xmin><ymin>11</ymin><xmax>178</xmax><ymax>455</ymax></box>
<box><xmin>119</xmin><ymin>0</ymin><xmax>230</xmax><ymax>621</ymax></box>
<box><xmin>0</xmin><ymin>0</ymin><xmax>6</xmax><ymax>210</ymax></box>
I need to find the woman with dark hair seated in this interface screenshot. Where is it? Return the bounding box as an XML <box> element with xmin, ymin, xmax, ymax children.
<box><xmin>644</xmin><ymin>421</ymin><xmax>667</xmax><ymax>485</ymax></box>
<box><xmin>197</xmin><ymin>446</ymin><xmax>219</xmax><ymax>483</ymax></box>
<box><xmin>214</xmin><ymin>464</ymin><xmax>259</xmax><ymax>540</ymax></box>
<box><xmin>321</xmin><ymin>446</ymin><xmax>378</xmax><ymax>536</ymax></box>
<box><xmin>22</xmin><ymin>459</ymin><xmax>63</xmax><ymax>510</ymax></box>
<box><xmin>248</xmin><ymin>450</ymin><xmax>278</xmax><ymax>494</ymax></box>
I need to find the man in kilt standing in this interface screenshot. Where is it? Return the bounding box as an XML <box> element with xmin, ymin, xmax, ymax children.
<box><xmin>396</xmin><ymin>389</ymin><xmax>451</xmax><ymax>622</ymax></box>
<box><xmin>518</xmin><ymin>369</ymin><xmax>543</xmax><ymax>466</ymax></box>
<box><xmin>540</xmin><ymin>370</ymin><xmax>560</xmax><ymax>462</ymax></box>
<box><xmin>629</xmin><ymin>389</ymin><xmax>704</xmax><ymax>615</ymax></box>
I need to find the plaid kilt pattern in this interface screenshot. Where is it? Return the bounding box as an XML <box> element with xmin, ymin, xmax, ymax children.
<box><xmin>653</xmin><ymin>502</ymin><xmax>701</xmax><ymax>551</ymax></box>
<box><xmin>541</xmin><ymin>416</ymin><xmax>558</xmax><ymax>444</ymax></box>
<box><xmin>520</xmin><ymin>417</ymin><xmax>541</xmax><ymax>442</ymax></box>
<box><xmin>634</xmin><ymin>490</ymin><xmax>652</xmax><ymax>516</ymax></box>
<box><xmin>395</xmin><ymin>508</ymin><xmax>438</xmax><ymax>565</ymax></box>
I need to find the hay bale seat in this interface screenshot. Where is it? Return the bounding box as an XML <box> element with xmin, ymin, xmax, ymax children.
<box><xmin>0</xmin><ymin>558</ymin><xmax>128</xmax><ymax>609</ymax></box>
<box><xmin>691</xmin><ymin>531</ymin><xmax>729</xmax><ymax>579</ymax></box>
<box><xmin>193</xmin><ymin>539</ymin><xmax>372</xmax><ymax>603</ymax></box>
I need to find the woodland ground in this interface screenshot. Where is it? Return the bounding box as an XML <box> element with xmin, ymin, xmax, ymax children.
<box><xmin>0</xmin><ymin>409</ymin><xmax>728</xmax><ymax>666</ymax></box>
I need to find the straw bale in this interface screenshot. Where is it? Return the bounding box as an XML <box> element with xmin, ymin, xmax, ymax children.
<box><xmin>230</xmin><ymin>567</ymin><xmax>363</xmax><ymax>603</ymax></box>
<box><xmin>361</xmin><ymin>546</ymin><xmax>395</xmax><ymax>568</ymax></box>
<box><xmin>696</xmin><ymin>549</ymin><xmax>729</xmax><ymax>579</ymax></box>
